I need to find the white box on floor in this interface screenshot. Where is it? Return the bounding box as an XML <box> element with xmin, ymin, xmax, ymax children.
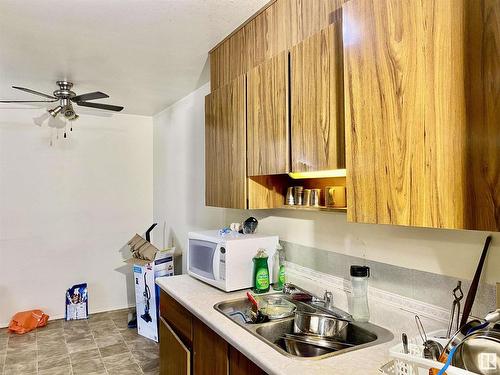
<box><xmin>127</xmin><ymin>247</ymin><xmax>174</xmax><ymax>342</ymax></box>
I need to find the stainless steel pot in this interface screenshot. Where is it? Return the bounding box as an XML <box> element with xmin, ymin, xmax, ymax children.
<box><xmin>293</xmin><ymin>311</ymin><xmax>348</xmax><ymax>340</ymax></box>
<box><xmin>283</xmin><ymin>336</ymin><xmax>332</xmax><ymax>357</ymax></box>
<box><xmin>451</xmin><ymin>329</ymin><xmax>500</xmax><ymax>375</ymax></box>
<box><xmin>441</xmin><ymin>319</ymin><xmax>483</xmax><ymax>359</ymax></box>
<box><xmin>282</xmin><ymin>334</ymin><xmax>352</xmax><ymax>357</ymax></box>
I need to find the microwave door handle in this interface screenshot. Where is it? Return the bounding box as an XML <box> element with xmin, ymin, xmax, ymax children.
<box><xmin>212</xmin><ymin>245</ymin><xmax>220</xmax><ymax>281</ymax></box>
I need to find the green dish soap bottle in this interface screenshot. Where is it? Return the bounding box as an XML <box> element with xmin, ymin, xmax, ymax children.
<box><xmin>273</xmin><ymin>242</ymin><xmax>286</xmax><ymax>291</ymax></box>
<box><xmin>252</xmin><ymin>249</ymin><xmax>270</xmax><ymax>294</ymax></box>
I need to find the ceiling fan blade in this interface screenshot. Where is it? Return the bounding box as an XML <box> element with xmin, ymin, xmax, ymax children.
<box><xmin>71</xmin><ymin>91</ymin><xmax>109</xmax><ymax>102</ymax></box>
<box><xmin>12</xmin><ymin>86</ymin><xmax>56</xmax><ymax>99</ymax></box>
<box><xmin>0</xmin><ymin>99</ymin><xmax>58</xmax><ymax>103</ymax></box>
<box><xmin>76</xmin><ymin>101</ymin><xmax>124</xmax><ymax>112</ymax></box>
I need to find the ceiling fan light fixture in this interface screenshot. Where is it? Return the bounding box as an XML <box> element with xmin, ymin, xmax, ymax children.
<box><xmin>2</xmin><ymin>81</ymin><xmax>124</xmax><ymax>129</ymax></box>
<box><xmin>48</xmin><ymin>105</ymin><xmax>62</xmax><ymax>117</ymax></box>
<box><xmin>62</xmin><ymin>104</ymin><xmax>75</xmax><ymax>118</ymax></box>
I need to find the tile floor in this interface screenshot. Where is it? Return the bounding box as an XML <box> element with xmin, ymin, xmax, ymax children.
<box><xmin>0</xmin><ymin>309</ymin><xmax>159</xmax><ymax>375</ymax></box>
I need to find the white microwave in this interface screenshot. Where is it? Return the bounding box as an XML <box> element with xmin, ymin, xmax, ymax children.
<box><xmin>187</xmin><ymin>230</ymin><xmax>279</xmax><ymax>292</ymax></box>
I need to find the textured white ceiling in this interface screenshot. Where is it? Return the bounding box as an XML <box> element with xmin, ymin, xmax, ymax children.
<box><xmin>0</xmin><ymin>0</ymin><xmax>268</xmax><ymax>116</ymax></box>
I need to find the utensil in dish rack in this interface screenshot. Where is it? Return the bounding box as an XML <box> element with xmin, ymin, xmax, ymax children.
<box><xmin>446</xmin><ymin>281</ymin><xmax>463</xmax><ymax>339</ymax></box>
<box><xmin>459</xmin><ymin>236</ymin><xmax>492</xmax><ymax>328</ymax></box>
<box><xmin>415</xmin><ymin>315</ymin><xmax>442</xmax><ymax>361</ymax></box>
<box><xmin>402</xmin><ymin>333</ymin><xmax>409</xmax><ymax>354</ymax></box>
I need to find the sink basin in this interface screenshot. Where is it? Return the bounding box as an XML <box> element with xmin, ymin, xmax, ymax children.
<box><xmin>214</xmin><ymin>294</ymin><xmax>393</xmax><ymax>359</ymax></box>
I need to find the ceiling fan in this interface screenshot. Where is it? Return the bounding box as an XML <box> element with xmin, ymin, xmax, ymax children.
<box><xmin>0</xmin><ymin>81</ymin><xmax>124</xmax><ymax>121</ymax></box>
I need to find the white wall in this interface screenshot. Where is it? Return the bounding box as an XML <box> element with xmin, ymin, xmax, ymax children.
<box><xmin>153</xmin><ymin>83</ymin><xmax>227</xmax><ymax>272</ymax></box>
<box><xmin>0</xmin><ymin>108</ymin><xmax>153</xmax><ymax>326</ymax></box>
<box><xmin>153</xmin><ymin>85</ymin><xmax>499</xmax><ymax>287</ymax></box>
<box><xmin>224</xmin><ymin>210</ymin><xmax>499</xmax><ymax>286</ymax></box>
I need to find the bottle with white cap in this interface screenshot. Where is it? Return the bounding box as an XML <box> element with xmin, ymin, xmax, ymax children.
<box><xmin>350</xmin><ymin>265</ymin><xmax>370</xmax><ymax>322</ymax></box>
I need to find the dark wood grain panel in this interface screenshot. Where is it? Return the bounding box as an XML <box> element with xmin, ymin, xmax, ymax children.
<box><xmin>247</xmin><ymin>51</ymin><xmax>289</xmax><ymax>176</ymax></box>
<box><xmin>193</xmin><ymin>318</ymin><xmax>229</xmax><ymax>375</ymax></box>
<box><xmin>464</xmin><ymin>0</ymin><xmax>500</xmax><ymax>231</ymax></box>
<box><xmin>160</xmin><ymin>290</ymin><xmax>193</xmax><ymax>345</ymax></box>
<box><xmin>205</xmin><ymin>76</ymin><xmax>247</xmax><ymax>209</ymax></box>
<box><xmin>159</xmin><ymin>318</ymin><xmax>190</xmax><ymax>375</ymax></box>
<box><xmin>290</xmin><ymin>23</ymin><xmax>345</xmax><ymax>172</ymax></box>
<box><xmin>229</xmin><ymin>346</ymin><xmax>266</xmax><ymax>375</ymax></box>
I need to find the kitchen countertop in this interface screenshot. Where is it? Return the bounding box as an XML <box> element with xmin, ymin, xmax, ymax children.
<box><xmin>156</xmin><ymin>274</ymin><xmax>398</xmax><ymax>375</ymax></box>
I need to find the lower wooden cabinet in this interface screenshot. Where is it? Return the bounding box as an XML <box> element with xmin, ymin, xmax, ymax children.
<box><xmin>159</xmin><ymin>290</ymin><xmax>267</xmax><ymax>375</ymax></box>
<box><xmin>229</xmin><ymin>346</ymin><xmax>266</xmax><ymax>375</ymax></box>
<box><xmin>159</xmin><ymin>317</ymin><xmax>191</xmax><ymax>375</ymax></box>
<box><xmin>193</xmin><ymin>318</ymin><xmax>229</xmax><ymax>375</ymax></box>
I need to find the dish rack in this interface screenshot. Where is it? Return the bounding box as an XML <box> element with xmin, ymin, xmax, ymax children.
<box><xmin>379</xmin><ymin>330</ymin><xmax>474</xmax><ymax>375</ymax></box>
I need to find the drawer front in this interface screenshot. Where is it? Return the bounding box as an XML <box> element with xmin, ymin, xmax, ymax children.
<box><xmin>160</xmin><ymin>290</ymin><xmax>193</xmax><ymax>344</ymax></box>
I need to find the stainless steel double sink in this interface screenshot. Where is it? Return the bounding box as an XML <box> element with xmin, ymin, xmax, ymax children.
<box><xmin>214</xmin><ymin>294</ymin><xmax>393</xmax><ymax>360</ymax></box>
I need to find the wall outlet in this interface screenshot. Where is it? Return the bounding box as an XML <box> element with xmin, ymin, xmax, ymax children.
<box><xmin>497</xmin><ymin>283</ymin><xmax>500</xmax><ymax>309</ymax></box>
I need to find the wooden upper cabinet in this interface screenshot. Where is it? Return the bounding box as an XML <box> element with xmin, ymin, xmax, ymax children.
<box><xmin>247</xmin><ymin>51</ymin><xmax>289</xmax><ymax>176</ymax></box>
<box><xmin>210</xmin><ymin>0</ymin><xmax>346</xmax><ymax>91</ymax></box>
<box><xmin>290</xmin><ymin>22</ymin><xmax>345</xmax><ymax>172</ymax></box>
<box><xmin>464</xmin><ymin>0</ymin><xmax>499</xmax><ymax>231</ymax></box>
<box><xmin>343</xmin><ymin>0</ymin><xmax>499</xmax><ymax>230</ymax></box>
<box><xmin>205</xmin><ymin>76</ymin><xmax>247</xmax><ymax>209</ymax></box>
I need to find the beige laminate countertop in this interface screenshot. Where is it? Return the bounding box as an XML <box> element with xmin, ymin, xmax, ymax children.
<box><xmin>156</xmin><ymin>274</ymin><xmax>397</xmax><ymax>375</ymax></box>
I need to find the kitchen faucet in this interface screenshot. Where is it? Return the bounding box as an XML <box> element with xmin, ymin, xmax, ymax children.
<box><xmin>283</xmin><ymin>282</ymin><xmax>333</xmax><ymax>307</ymax></box>
<box><xmin>283</xmin><ymin>283</ymin><xmax>352</xmax><ymax>320</ymax></box>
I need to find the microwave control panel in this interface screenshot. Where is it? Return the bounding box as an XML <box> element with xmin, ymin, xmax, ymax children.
<box><xmin>219</xmin><ymin>246</ymin><xmax>226</xmax><ymax>280</ymax></box>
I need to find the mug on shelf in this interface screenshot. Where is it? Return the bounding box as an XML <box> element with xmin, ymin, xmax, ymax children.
<box><xmin>325</xmin><ymin>186</ymin><xmax>346</xmax><ymax>208</ymax></box>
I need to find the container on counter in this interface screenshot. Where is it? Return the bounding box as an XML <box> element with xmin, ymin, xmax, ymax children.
<box><xmin>253</xmin><ymin>249</ymin><xmax>270</xmax><ymax>293</ymax></box>
<box><xmin>350</xmin><ymin>265</ymin><xmax>370</xmax><ymax>322</ymax></box>
<box><xmin>273</xmin><ymin>242</ymin><xmax>286</xmax><ymax>291</ymax></box>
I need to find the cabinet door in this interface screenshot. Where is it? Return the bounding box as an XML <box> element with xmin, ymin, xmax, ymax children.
<box><xmin>343</xmin><ymin>0</ymin><xmax>499</xmax><ymax>230</ymax></box>
<box><xmin>193</xmin><ymin>318</ymin><xmax>228</xmax><ymax>375</ymax></box>
<box><xmin>160</xmin><ymin>291</ymin><xmax>192</xmax><ymax>345</ymax></box>
<box><xmin>205</xmin><ymin>76</ymin><xmax>247</xmax><ymax>209</ymax></box>
<box><xmin>290</xmin><ymin>22</ymin><xmax>345</xmax><ymax>172</ymax></box>
<box><xmin>229</xmin><ymin>346</ymin><xmax>266</xmax><ymax>375</ymax></box>
<box><xmin>247</xmin><ymin>51</ymin><xmax>289</xmax><ymax>176</ymax></box>
<box><xmin>160</xmin><ymin>317</ymin><xmax>191</xmax><ymax>375</ymax></box>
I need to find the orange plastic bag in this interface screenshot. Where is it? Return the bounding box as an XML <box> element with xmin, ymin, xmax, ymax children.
<box><xmin>8</xmin><ymin>310</ymin><xmax>49</xmax><ymax>334</ymax></box>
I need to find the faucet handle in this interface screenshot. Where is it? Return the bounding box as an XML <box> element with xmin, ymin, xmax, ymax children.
<box><xmin>323</xmin><ymin>290</ymin><xmax>334</xmax><ymax>309</ymax></box>
<box><xmin>282</xmin><ymin>283</ymin><xmax>294</xmax><ymax>294</ymax></box>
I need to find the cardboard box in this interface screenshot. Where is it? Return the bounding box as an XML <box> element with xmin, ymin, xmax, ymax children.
<box><xmin>126</xmin><ymin>234</ymin><xmax>174</xmax><ymax>342</ymax></box>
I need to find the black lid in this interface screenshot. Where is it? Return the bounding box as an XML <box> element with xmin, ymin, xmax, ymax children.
<box><xmin>350</xmin><ymin>265</ymin><xmax>370</xmax><ymax>277</ymax></box>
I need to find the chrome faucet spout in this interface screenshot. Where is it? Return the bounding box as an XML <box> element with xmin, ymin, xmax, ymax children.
<box><xmin>283</xmin><ymin>283</ymin><xmax>352</xmax><ymax>321</ymax></box>
<box><xmin>323</xmin><ymin>290</ymin><xmax>334</xmax><ymax>310</ymax></box>
<box><xmin>283</xmin><ymin>283</ymin><xmax>333</xmax><ymax>305</ymax></box>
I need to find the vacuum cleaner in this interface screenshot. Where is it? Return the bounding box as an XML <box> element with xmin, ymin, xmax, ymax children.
<box><xmin>128</xmin><ymin>222</ymin><xmax>158</xmax><ymax>328</ymax></box>
<box><xmin>140</xmin><ymin>271</ymin><xmax>152</xmax><ymax>323</ymax></box>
